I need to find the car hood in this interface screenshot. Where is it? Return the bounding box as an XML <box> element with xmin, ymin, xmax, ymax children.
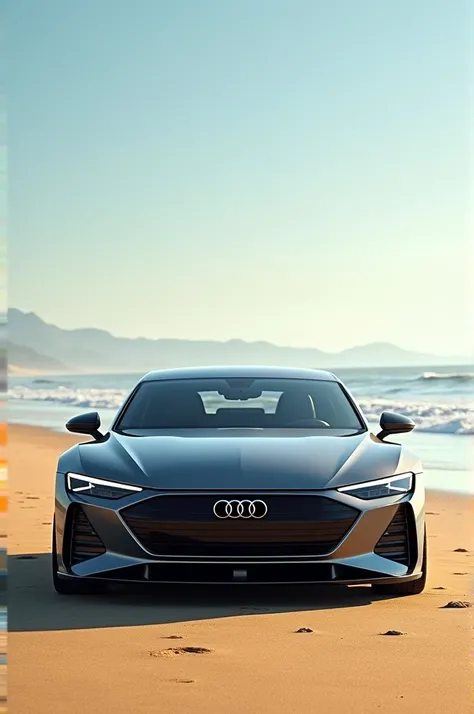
<box><xmin>68</xmin><ymin>429</ymin><xmax>421</xmax><ymax>491</ymax></box>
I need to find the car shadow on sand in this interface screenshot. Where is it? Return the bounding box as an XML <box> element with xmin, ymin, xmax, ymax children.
<box><xmin>9</xmin><ymin>552</ymin><xmax>394</xmax><ymax>633</ymax></box>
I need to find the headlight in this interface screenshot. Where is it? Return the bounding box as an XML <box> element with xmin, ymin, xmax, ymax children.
<box><xmin>66</xmin><ymin>473</ymin><xmax>143</xmax><ymax>499</ymax></box>
<box><xmin>337</xmin><ymin>473</ymin><xmax>413</xmax><ymax>500</ymax></box>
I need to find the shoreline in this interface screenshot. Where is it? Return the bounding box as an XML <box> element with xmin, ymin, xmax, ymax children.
<box><xmin>7</xmin><ymin>422</ymin><xmax>473</xmax><ymax>500</ymax></box>
<box><xmin>7</xmin><ymin>423</ymin><xmax>473</xmax><ymax>498</ymax></box>
<box><xmin>7</xmin><ymin>422</ymin><xmax>474</xmax><ymax>507</ymax></box>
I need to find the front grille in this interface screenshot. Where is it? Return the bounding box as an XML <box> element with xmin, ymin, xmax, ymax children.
<box><xmin>69</xmin><ymin>506</ymin><xmax>106</xmax><ymax>565</ymax></box>
<box><xmin>374</xmin><ymin>504</ymin><xmax>410</xmax><ymax>564</ymax></box>
<box><xmin>120</xmin><ymin>494</ymin><xmax>359</xmax><ymax>557</ymax></box>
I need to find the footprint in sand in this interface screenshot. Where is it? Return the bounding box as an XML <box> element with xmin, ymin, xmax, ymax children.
<box><xmin>149</xmin><ymin>646</ymin><xmax>212</xmax><ymax>657</ymax></box>
<box><xmin>442</xmin><ymin>601</ymin><xmax>472</xmax><ymax>609</ymax></box>
<box><xmin>380</xmin><ymin>630</ymin><xmax>407</xmax><ymax>636</ymax></box>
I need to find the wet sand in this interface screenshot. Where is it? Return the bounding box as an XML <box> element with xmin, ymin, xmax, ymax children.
<box><xmin>8</xmin><ymin>425</ymin><xmax>474</xmax><ymax>714</ymax></box>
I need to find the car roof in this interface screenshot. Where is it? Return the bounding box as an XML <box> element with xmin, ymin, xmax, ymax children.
<box><xmin>139</xmin><ymin>365</ymin><xmax>339</xmax><ymax>383</ymax></box>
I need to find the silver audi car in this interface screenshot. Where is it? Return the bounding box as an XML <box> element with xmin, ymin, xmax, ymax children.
<box><xmin>52</xmin><ymin>366</ymin><xmax>427</xmax><ymax>596</ymax></box>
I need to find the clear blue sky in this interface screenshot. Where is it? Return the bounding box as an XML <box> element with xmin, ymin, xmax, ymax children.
<box><xmin>8</xmin><ymin>0</ymin><xmax>473</xmax><ymax>355</ymax></box>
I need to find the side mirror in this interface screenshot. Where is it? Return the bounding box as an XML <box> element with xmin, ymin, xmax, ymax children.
<box><xmin>377</xmin><ymin>411</ymin><xmax>415</xmax><ymax>441</ymax></box>
<box><xmin>66</xmin><ymin>412</ymin><xmax>103</xmax><ymax>441</ymax></box>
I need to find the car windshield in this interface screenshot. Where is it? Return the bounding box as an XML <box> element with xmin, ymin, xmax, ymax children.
<box><xmin>114</xmin><ymin>377</ymin><xmax>365</xmax><ymax>433</ymax></box>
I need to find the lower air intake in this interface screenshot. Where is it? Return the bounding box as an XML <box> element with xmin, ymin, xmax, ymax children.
<box><xmin>374</xmin><ymin>504</ymin><xmax>410</xmax><ymax>565</ymax></box>
<box><xmin>69</xmin><ymin>506</ymin><xmax>106</xmax><ymax>565</ymax></box>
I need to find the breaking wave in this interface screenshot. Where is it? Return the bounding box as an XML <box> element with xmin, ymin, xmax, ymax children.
<box><xmin>8</xmin><ymin>385</ymin><xmax>129</xmax><ymax>411</ymax></box>
<box><xmin>417</xmin><ymin>371</ymin><xmax>474</xmax><ymax>383</ymax></box>
<box><xmin>357</xmin><ymin>399</ymin><xmax>474</xmax><ymax>436</ymax></box>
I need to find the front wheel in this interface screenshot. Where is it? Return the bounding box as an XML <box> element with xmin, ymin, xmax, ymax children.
<box><xmin>371</xmin><ymin>524</ymin><xmax>427</xmax><ymax>597</ymax></box>
<box><xmin>52</xmin><ymin>517</ymin><xmax>104</xmax><ymax>595</ymax></box>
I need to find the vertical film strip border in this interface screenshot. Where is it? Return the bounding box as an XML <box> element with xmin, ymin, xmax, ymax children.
<box><xmin>0</xmin><ymin>424</ymin><xmax>5</xmax><ymax>714</ymax></box>
<box><xmin>0</xmin><ymin>32</ymin><xmax>7</xmax><ymax>709</ymax></box>
<box><xmin>0</xmin><ymin>325</ymin><xmax>5</xmax><ymax>710</ymax></box>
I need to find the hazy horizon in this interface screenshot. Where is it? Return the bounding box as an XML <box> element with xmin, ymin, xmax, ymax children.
<box><xmin>9</xmin><ymin>1</ymin><xmax>473</xmax><ymax>356</ymax></box>
<box><xmin>8</xmin><ymin>307</ymin><xmax>472</xmax><ymax>362</ymax></box>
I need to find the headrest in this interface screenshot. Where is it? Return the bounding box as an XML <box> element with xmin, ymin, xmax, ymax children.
<box><xmin>275</xmin><ymin>391</ymin><xmax>315</xmax><ymax>422</ymax></box>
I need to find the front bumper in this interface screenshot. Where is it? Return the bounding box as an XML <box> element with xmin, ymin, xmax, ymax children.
<box><xmin>54</xmin><ymin>475</ymin><xmax>425</xmax><ymax>586</ymax></box>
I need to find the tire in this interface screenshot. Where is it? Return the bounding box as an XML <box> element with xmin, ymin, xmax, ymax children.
<box><xmin>52</xmin><ymin>517</ymin><xmax>104</xmax><ymax>595</ymax></box>
<box><xmin>372</xmin><ymin>524</ymin><xmax>427</xmax><ymax>597</ymax></box>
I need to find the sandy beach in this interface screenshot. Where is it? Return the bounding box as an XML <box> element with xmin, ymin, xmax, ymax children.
<box><xmin>8</xmin><ymin>425</ymin><xmax>474</xmax><ymax>714</ymax></box>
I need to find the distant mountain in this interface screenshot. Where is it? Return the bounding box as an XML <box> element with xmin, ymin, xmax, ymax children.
<box><xmin>7</xmin><ymin>308</ymin><xmax>467</xmax><ymax>374</ymax></box>
<box><xmin>8</xmin><ymin>342</ymin><xmax>70</xmax><ymax>373</ymax></box>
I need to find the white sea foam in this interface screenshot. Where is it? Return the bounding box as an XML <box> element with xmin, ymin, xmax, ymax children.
<box><xmin>418</xmin><ymin>371</ymin><xmax>474</xmax><ymax>382</ymax></box>
<box><xmin>358</xmin><ymin>399</ymin><xmax>474</xmax><ymax>435</ymax></box>
<box><xmin>8</xmin><ymin>385</ymin><xmax>128</xmax><ymax>411</ymax></box>
<box><xmin>7</xmin><ymin>385</ymin><xmax>474</xmax><ymax>435</ymax></box>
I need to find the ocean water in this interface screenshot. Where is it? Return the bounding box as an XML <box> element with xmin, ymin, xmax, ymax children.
<box><xmin>8</xmin><ymin>365</ymin><xmax>474</xmax><ymax>495</ymax></box>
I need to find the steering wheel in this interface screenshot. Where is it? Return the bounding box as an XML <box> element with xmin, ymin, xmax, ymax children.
<box><xmin>287</xmin><ymin>418</ymin><xmax>331</xmax><ymax>428</ymax></box>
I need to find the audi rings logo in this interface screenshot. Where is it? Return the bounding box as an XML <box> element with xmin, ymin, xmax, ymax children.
<box><xmin>213</xmin><ymin>499</ymin><xmax>268</xmax><ymax>519</ymax></box>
